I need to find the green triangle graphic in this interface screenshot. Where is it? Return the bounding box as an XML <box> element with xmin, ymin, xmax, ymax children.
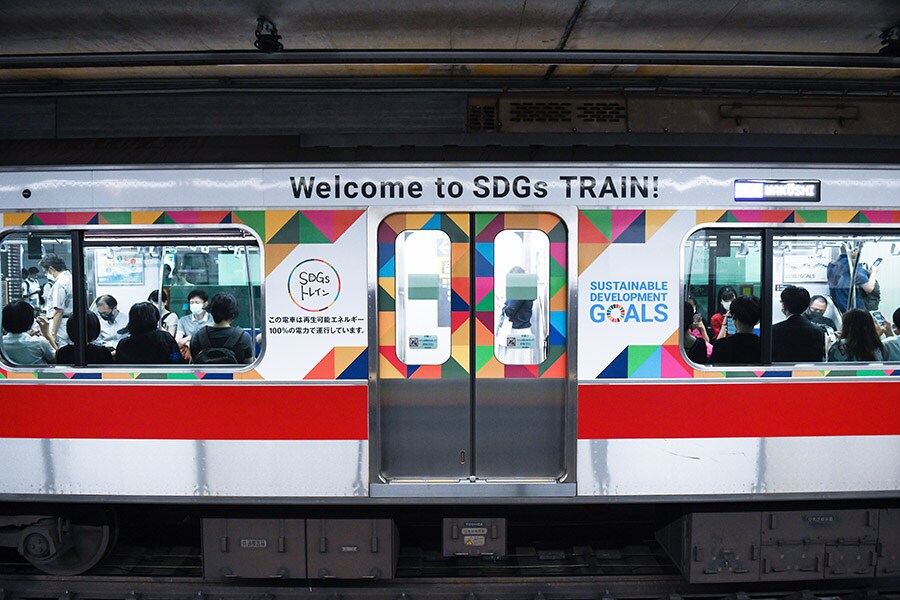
<box><xmin>441</xmin><ymin>214</ymin><xmax>469</xmax><ymax>242</ymax></box>
<box><xmin>476</xmin><ymin>346</ymin><xmax>495</xmax><ymax>371</ymax></box>
<box><xmin>538</xmin><ymin>345</ymin><xmax>565</xmax><ymax>376</ymax></box>
<box><xmin>441</xmin><ymin>356</ymin><xmax>469</xmax><ymax>378</ymax></box>
<box><xmin>797</xmin><ymin>210</ymin><xmax>827</xmax><ymax>223</ymax></box>
<box><xmin>582</xmin><ymin>210</ymin><xmax>612</xmax><ymax>241</ymax></box>
<box><xmin>475</xmin><ymin>292</ymin><xmax>494</xmax><ymax>312</ymax></box>
<box><xmin>626</xmin><ymin>345</ymin><xmax>658</xmax><ymax>377</ymax></box>
<box><xmin>100</xmin><ymin>212</ymin><xmax>131</xmax><ymax>224</ymax></box>
<box><xmin>547</xmin><ymin>222</ymin><xmax>567</xmax><ymax>242</ymax></box>
<box><xmin>25</xmin><ymin>214</ymin><xmax>44</xmax><ymax>225</ymax></box>
<box><xmin>233</xmin><ymin>211</ymin><xmax>266</xmax><ymax>240</ymax></box>
<box><xmin>299</xmin><ymin>212</ymin><xmax>331</xmax><ymax>244</ymax></box>
<box><xmin>475</xmin><ymin>213</ymin><xmax>499</xmax><ymax>236</ymax></box>
<box><xmin>378</xmin><ymin>286</ymin><xmax>396</xmax><ymax>311</ymax></box>
<box><xmin>155</xmin><ymin>213</ymin><xmax>175</xmax><ymax>224</ymax></box>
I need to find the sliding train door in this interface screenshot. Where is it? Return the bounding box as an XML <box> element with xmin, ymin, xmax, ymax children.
<box><xmin>375</xmin><ymin>212</ymin><xmax>568</xmax><ymax>482</ymax></box>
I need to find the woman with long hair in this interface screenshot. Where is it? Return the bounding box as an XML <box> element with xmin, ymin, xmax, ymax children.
<box><xmin>709</xmin><ymin>286</ymin><xmax>737</xmax><ymax>339</ymax></box>
<box><xmin>828</xmin><ymin>308</ymin><xmax>885</xmax><ymax>362</ymax></box>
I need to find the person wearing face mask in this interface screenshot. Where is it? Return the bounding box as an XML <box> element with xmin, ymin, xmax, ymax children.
<box><xmin>805</xmin><ymin>295</ymin><xmax>838</xmax><ymax>332</ymax></box>
<box><xmin>709</xmin><ymin>286</ymin><xmax>737</xmax><ymax>339</ymax></box>
<box><xmin>38</xmin><ymin>253</ymin><xmax>74</xmax><ymax>346</ymax></box>
<box><xmin>21</xmin><ymin>267</ymin><xmax>42</xmax><ymax>309</ymax></box>
<box><xmin>93</xmin><ymin>294</ymin><xmax>129</xmax><ymax>347</ymax></box>
<box><xmin>175</xmin><ymin>289</ymin><xmax>213</xmax><ymax>357</ymax></box>
<box><xmin>772</xmin><ymin>285</ymin><xmax>825</xmax><ymax>363</ymax></box>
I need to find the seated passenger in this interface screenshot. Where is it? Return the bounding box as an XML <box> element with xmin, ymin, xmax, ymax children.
<box><xmin>93</xmin><ymin>294</ymin><xmax>129</xmax><ymax>347</ymax></box>
<box><xmin>190</xmin><ymin>292</ymin><xmax>254</xmax><ymax>365</ymax></box>
<box><xmin>115</xmin><ymin>302</ymin><xmax>184</xmax><ymax>365</ymax></box>
<box><xmin>682</xmin><ymin>301</ymin><xmax>707</xmax><ymax>364</ymax></box>
<box><xmin>827</xmin><ymin>308</ymin><xmax>885</xmax><ymax>362</ymax></box>
<box><xmin>710</xmin><ymin>295</ymin><xmax>761</xmax><ymax>365</ymax></box>
<box><xmin>772</xmin><ymin>285</ymin><xmax>825</xmax><ymax>363</ymax></box>
<box><xmin>805</xmin><ymin>295</ymin><xmax>838</xmax><ymax>332</ymax></box>
<box><xmin>175</xmin><ymin>289</ymin><xmax>213</xmax><ymax>354</ymax></box>
<box><xmin>148</xmin><ymin>289</ymin><xmax>178</xmax><ymax>336</ymax></box>
<box><xmin>55</xmin><ymin>312</ymin><xmax>114</xmax><ymax>365</ymax></box>
<box><xmin>883</xmin><ymin>307</ymin><xmax>900</xmax><ymax>361</ymax></box>
<box><xmin>1</xmin><ymin>300</ymin><xmax>57</xmax><ymax>365</ymax></box>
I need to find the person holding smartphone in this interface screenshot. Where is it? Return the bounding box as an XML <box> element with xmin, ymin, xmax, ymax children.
<box><xmin>883</xmin><ymin>307</ymin><xmax>900</xmax><ymax>361</ymax></box>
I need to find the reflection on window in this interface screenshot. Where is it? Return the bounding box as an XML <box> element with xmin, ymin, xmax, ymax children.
<box><xmin>772</xmin><ymin>232</ymin><xmax>900</xmax><ymax>363</ymax></box>
<box><xmin>494</xmin><ymin>230</ymin><xmax>549</xmax><ymax>365</ymax></box>
<box><xmin>394</xmin><ymin>230</ymin><xmax>451</xmax><ymax>365</ymax></box>
<box><xmin>683</xmin><ymin>230</ymin><xmax>762</xmax><ymax>366</ymax></box>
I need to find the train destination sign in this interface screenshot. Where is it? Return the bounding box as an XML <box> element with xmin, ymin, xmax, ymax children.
<box><xmin>734</xmin><ymin>179</ymin><xmax>821</xmax><ymax>202</ymax></box>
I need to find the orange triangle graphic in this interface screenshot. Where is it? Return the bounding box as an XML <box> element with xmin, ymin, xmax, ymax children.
<box><xmin>478</xmin><ymin>355</ymin><xmax>505</xmax><ymax>378</ymax></box>
<box><xmin>447</xmin><ymin>212</ymin><xmax>469</xmax><ymax>234</ymax></box>
<box><xmin>410</xmin><ymin>365</ymin><xmax>442</xmax><ymax>379</ymax></box>
<box><xmin>406</xmin><ymin>213</ymin><xmax>434</xmax><ymax>229</ymax></box>
<box><xmin>578</xmin><ymin>243</ymin><xmax>610</xmax><ymax>275</ymax></box>
<box><xmin>379</xmin><ymin>354</ymin><xmax>405</xmax><ymax>379</ymax></box>
<box><xmin>540</xmin><ymin>354</ymin><xmax>567</xmax><ymax>378</ymax></box>
<box><xmin>3</xmin><ymin>213</ymin><xmax>31</xmax><ymax>226</ymax></box>
<box><xmin>265</xmin><ymin>243</ymin><xmax>296</xmax><ymax>277</ymax></box>
<box><xmin>663</xmin><ymin>327</ymin><xmax>680</xmax><ymax>346</ymax></box>
<box><xmin>332</xmin><ymin>210</ymin><xmax>365</xmax><ymax>242</ymax></box>
<box><xmin>234</xmin><ymin>369</ymin><xmax>265</xmax><ymax>380</ymax></box>
<box><xmin>827</xmin><ymin>210</ymin><xmax>858</xmax><ymax>223</ymax></box>
<box><xmin>335</xmin><ymin>346</ymin><xmax>364</xmax><ymax>375</ymax></box>
<box><xmin>549</xmin><ymin>287</ymin><xmax>566</xmax><ymax>311</ymax></box>
<box><xmin>131</xmin><ymin>211</ymin><xmax>163</xmax><ymax>224</ymax></box>
<box><xmin>645</xmin><ymin>210</ymin><xmax>677</xmax><ymax>241</ymax></box>
<box><xmin>504</xmin><ymin>213</ymin><xmax>539</xmax><ymax>230</ymax></box>
<box><xmin>537</xmin><ymin>213</ymin><xmax>561</xmax><ymax>233</ymax></box>
<box><xmin>696</xmin><ymin>210</ymin><xmax>726</xmax><ymax>224</ymax></box>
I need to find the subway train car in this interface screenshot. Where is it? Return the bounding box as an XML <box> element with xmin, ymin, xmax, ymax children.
<box><xmin>0</xmin><ymin>163</ymin><xmax>898</xmax><ymax>582</ymax></box>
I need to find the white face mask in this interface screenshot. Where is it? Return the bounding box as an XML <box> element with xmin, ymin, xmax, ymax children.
<box><xmin>44</xmin><ymin>271</ymin><xmax>57</xmax><ymax>283</ymax></box>
<box><xmin>721</xmin><ymin>300</ymin><xmax>732</xmax><ymax>311</ymax></box>
<box><xmin>189</xmin><ymin>303</ymin><xmax>205</xmax><ymax>316</ymax></box>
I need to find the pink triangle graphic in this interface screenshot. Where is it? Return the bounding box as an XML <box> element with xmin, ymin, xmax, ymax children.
<box><xmin>611</xmin><ymin>210</ymin><xmax>643</xmax><ymax>242</ymax></box>
<box><xmin>661</xmin><ymin>345</ymin><xmax>693</xmax><ymax>378</ymax></box>
<box><xmin>550</xmin><ymin>242</ymin><xmax>567</xmax><ymax>269</ymax></box>
<box><xmin>475</xmin><ymin>276</ymin><xmax>493</xmax><ymax>305</ymax></box>
<box><xmin>303</xmin><ymin>210</ymin><xmax>335</xmax><ymax>242</ymax></box>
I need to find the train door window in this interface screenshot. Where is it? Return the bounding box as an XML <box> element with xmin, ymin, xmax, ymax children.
<box><xmin>772</xmin><ymin>231</ymin><xmax>900</xmax><ymax>364</ymax></box>
<box><xmin>394</xmin><ymin>229</ymin><xmax>452</xmax><ymax>365</ymax></box>
<box><xmin>493</xmin><ymin>229</ymin><xmax>550</xmax><ymax>365</ymax></box>
<box><xmin>684</xmin><ymin>229</ymin><xmax>762</xmax><ymax>366</ymax></box>
<box><xmin>81</xmin><ymin>234</ymin><xmax>262</xmax><ymax>367</ymax></box>
<box><xmin>0</xmin><ymin>232</ymin><xmax>74</xmax><ymax>367</ymax></box>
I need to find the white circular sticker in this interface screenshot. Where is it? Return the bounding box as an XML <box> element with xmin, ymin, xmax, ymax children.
<box><xmin>287</xmin><ymin>259</ymin><xmax>341</xmax><ymax>312</ymax></box>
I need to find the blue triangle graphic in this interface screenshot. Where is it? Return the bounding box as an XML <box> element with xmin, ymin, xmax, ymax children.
<box><xmin>337</xmin><ymin>349</ymin><xmax>368</xmax><ymax>380</ymax></box>
<box><xmin>451</xmin><ymin>289</ymin><xmax>469</xmax><ymax>311</ymax></box>
<box><xmin>378</xmin><ymin>255</ymin><xmax>395</xmax><ymax>278</ymax></box>
<box><xmin>597</xmin><ymin>348</ymin><xmax>629</xmax><ymax>379</ymax></box>
<box><xmin>631</xmin><ymin>347</ymin><xmax>662</xmax><ymax>378</ymax></box>
<box><xmin>616</xmin><ymin>212</ymin><xmax>645</xmax><ymax>243</ymax></box>
<box><xmin>422</xmin><ymin>214</ymin><xmax>442</xmax><ymax>230</ymax></box>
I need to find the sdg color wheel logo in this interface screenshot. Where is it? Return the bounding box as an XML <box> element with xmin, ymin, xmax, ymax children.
<box><xmin>288</xmin><ymin>259</ymin><xmax>341</xmax><ymax>312</ymax></box>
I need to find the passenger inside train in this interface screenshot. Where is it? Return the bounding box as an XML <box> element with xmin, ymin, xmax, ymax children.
<box><xmin>55</xmin><ymin>311</ymin><xmax>114</xmax><ymax>365</ymax></box>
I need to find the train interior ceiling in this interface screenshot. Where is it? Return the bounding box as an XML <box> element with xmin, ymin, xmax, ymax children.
<box><xmin>0</xmin><ymin>1</ymin><xmax>899</xmax><ymax>596</ymax></box>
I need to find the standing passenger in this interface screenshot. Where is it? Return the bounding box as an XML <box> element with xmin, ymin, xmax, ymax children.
<box><xmin>772</xmin><ymin>285</ymin><xmax>825</xmax><ymax>363</ymax></box>
<box><xmin>21</xmin><ymin>267</ymin><xmax>42</xmax><ymax>308</ymax></box>
<box><xmin>38</xmin><ymin>253</ymin><xmax>73</xmax><ymax>346</ymax></box>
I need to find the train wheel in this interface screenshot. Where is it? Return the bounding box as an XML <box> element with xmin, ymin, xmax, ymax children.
<box><xmin>19</xmin><ymin>512</ymin><xmax>115</xmax><ymax>576</ymax></box>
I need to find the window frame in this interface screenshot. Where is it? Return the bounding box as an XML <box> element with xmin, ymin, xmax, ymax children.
<box><xmin>0</xmin><ymin>224</ymin><xmax>264</xmax><ymax>372</ymax></box>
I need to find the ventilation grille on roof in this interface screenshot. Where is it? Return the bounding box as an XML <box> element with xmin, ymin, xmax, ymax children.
<box><xmin>467</xmin><ymin>97</ymin><xmax>499</xmax><ymax>132</ymax></box>
<box><xmin>495</xmin><ymin>96</ymin><xmax>627</xmax><ymax>132</ymax></box>
<box><xmin>577</xmin><ymin>102</ymin><xmax>627</xmax><ymax>123</ymax></box>
<box><xmin>509</xmin><ymin>101</ymin><xmax>573</xmax><ymax>123</ymax></box>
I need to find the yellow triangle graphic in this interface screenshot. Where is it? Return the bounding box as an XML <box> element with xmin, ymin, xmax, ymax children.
<box><xmin>405</xmin><ymin>213</ymin><xmax>434</xmax><ymax>229</ymax></box>
<box><xmin>235</xmin><ymin>369</ymin><xmax>265</xmax><ymax>380</ymax></box>
<box><xmin>379</xmin><ymin>355</ymin><xmax>404</xmax><ymax>379</ymax></box>
<box><xmin>697</xmin><ymin>210</ymin><xmax>726</xmax><ymax>224</ymax></box>
<box><xmin>827</xmin><ymin>210</ymin><xmax>858</xmax><ymax>223</ymax></box>
<box><xmin>335</xmin><ymin>346</ymin><xmax>365</xmax><ymax>375</ymax></box>
<box><xmin>451</xmin><ymin>344</ymin><xmax>471</xmax><ymax>373</ymax></box>
<box><xmin>504</xmin><ymin>213</ymin><xmax>539</xmax><ymax>230</ymax></box>
<box><xmin>131</xmin><ymin>211</ymin><xmax>163</xmax><ymax>224</ymax></box>
<box><xmin>264</xmin><ymin>210</ymin><xmax>297</xmax><ymax>243</ymax></box>
<box><xmin>3</xmin><ymin>213</ymin><xmax>31</xmax><ymax>226</ymax></box>
<box><xmin>663</xmin><ymin>327</ymin><xmax>680</xmax><ymax>346</ymax></box>
<box><xmin>578</xmin><ymin>243</ymin><xmax>610</xmax><ymax>275</ymax></box>
<box><xmin>646</xmin><ymin>210</ymin><xmax>677</xmax><ymax>241</ymax></box>
<box><xmin>478</xmin><ymin>355</ymin><xmax>505</xmax><ymax>378</ymax></box>
<box><xmin>447</xmin><ymin>212</ymin><xmax>469</xmax><ymax>235</ymax></box>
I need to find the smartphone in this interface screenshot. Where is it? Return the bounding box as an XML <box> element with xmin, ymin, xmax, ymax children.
<box><xmin>872</xmin><ymin>311</ymin><xmax>885</xmax><ymax>326</ymax></box>
<box><xmin>726</xmin><ymin>315</ymin><xmax>736</xmax><ymax>335</ymax></box>
<box><xmin>872</xmin><ymin>257</ymin><xmax>883</xmax><ymax>267</ymax></box>
<box><xmin>692</xmin><ymin>313</ymin><xmax>702</xmax><ymax>323</ymax></box>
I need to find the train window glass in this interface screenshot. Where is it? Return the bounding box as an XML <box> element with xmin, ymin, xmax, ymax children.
<box><xmin>82</xmin><ymin>236</ymin><xmax>261</xmax><ymax>368</ymax></box>
<box><xmin>394</xmin><ymin>229</ymin><xmax>452</xmax><ymax>365</ymax></box>
<box><xmin>772</xmin><ymin>232</ymin><xmax>900</xmax><ymax>364</ymax></box>
<box><xmin>684</xmin><ymin>229</ymin><xmax>762</xmax><ymax>366</ymax></box>
<box><xmin>494</xmin><ymin>229</ymin><xmax>550</xmax><ymax>365</ymax></box>
<box><xmin>0</xmin><ymin>233</ymin><xmax>74</xmax><ymax>367</ymax></box>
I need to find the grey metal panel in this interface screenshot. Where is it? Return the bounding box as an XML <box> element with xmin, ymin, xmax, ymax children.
<box><xmin>370</xmin><ymin>482</ymin><xmax>575</xmax><ymax>498</ymax></box>
<box><xmin>877</xmin><ymin>509</ymin><xmax>900</xmax><ymax>577</ymax></box>
<box><xmin>202</xmin><ymin>518</ymin><xmax>307</xmax><ymax>579</ymax></box>
<box><xmin>761</xmin><ymin>509</ymin><xmax>879</xmax><ymax>545</ymax></box>
<box><xmin>577</xmin><ymin>436</ymin><xmax>900</xmax><ymax>497</ymax></box>
<box><xmin>0</xmin><ymin>99</ymin><xmax>56</xmax><ymax>139</ymax></box>
<box><xmin>443</xmin><ymin>518</ymin><xmax>506</xmax><ymax>557</ymax></box>
<box><xmin>307</xmin><ymin>519</ymin><xmax>398</xmax><ymax>579</ymax></box>
<box><xmin>760</xmin><ymin>544</ymin><xmax>824</xmax><ymax>581</ymax></box>
<box><xmin>378</xmin><ymin>378</ymin><xmax>470</xmax><ymax>480</ymax></box>
<box><xmin>474</xmin><ymin>378</ymin><xmax>565</xmax><ymax>479</ymax></box>
<box><xmin>55</xmin><ymin>93</ymin><xmax>466</xmax><ymax>138</ymax></box>
<box><xmin>0</xmin><ymin>439</ymin><xmax>367</xmax><ymax>498</ymax></box>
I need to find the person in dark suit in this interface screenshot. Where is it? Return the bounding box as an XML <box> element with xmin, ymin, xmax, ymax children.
<box><xmin>772</xmin><ymin>285</ymin><xmax>825</xmax><ymax>363</ymax></box>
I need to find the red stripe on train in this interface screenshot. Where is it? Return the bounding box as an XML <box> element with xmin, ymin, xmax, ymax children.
<box><xmin>0</xmin><ymin>384</ymin><xmax>368</xmax><ymax>440</ymax></box>
<box><xmin>578</xmin><ymin>381</ymin><xmax>900</xmax><ymax>439</ymax></box>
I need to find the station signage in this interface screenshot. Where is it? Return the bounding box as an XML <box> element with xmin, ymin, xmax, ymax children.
<box><xmin>734</xmin><ymin>179</ymin><xmax>821</xmax><ymax>202</ymax></box>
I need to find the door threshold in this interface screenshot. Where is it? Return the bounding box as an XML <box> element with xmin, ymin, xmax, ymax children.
<box><xmin>370</xmin><ymin>481</ymin><xmax>576</xmax><ymax>498</ymax></box>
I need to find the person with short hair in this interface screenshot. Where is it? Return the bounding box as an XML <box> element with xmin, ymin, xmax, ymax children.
<box><xmin>882</xmin><ymin>308</ymin><xmax>900</xmax><ymax>361</ymax></box>
<box><xmin>805</xmin><ymin>295</ymin><xmax>838</xmax><ymax>332</ymax></box>
<box><xmin>55</xmin><ymin>312</ymin><xmax>114</xmax><ymax>365</ymax></box>
<box><xmin>175</xmin><ymin>289</ymin><xmax>213</xmax><ymax>352</ymax></box>
<box><xmin>148</xmin><ymin>289</ymin><xmax>178</xmax><ymax>336</ymax></box>
<box><xmin>115</xmin><ymin>302</ymin><xmax>184</xmax><ymax>365</ymax></box>
<box><xmin>772</xmin><ymin>285</ymin><xmax>825</xmax><ymax>363</ymax></box>
<box><xmin>1</xmin><ymin>300</ymin><xmax>57</xmax><ymax>365</ymax></box>
<box><xmin>38</xmin><ymin>253</ymin><xmax>73</xmax><ymax>346</ymax></box>
<box><xmin>828</xmin><ymin>308</ymin><xmax>885</xmax><ymax>362</ymax></box>
<box><xmin>710</xmin><ymin>295</ymin><xmax>761</xmax><ymax>365</ymax></box>
<box><xmin>190</xmin><ymin>292</ymin><xmax>254</xmax><ymax>365</ymax></box>
<box><xmin>21</xmin><ymin>267</ymin><xmax>41</xmax><ymax>308</ymax></box>
<box><xmin>93</xmin><ymin>294</ymin><xmax>129</xmax><ymax>347</ymax></box>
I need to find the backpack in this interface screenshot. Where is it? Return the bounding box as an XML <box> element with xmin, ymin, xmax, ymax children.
<box><xmin>193</xmin><ymin>326</ymin><xmax>242</xmax><ymax>365</ymax></box>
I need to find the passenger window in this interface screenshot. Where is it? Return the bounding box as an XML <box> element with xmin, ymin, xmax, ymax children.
<box><xmin>0</xmin><ymin>233</ymin><xmax>74</xmax><ymax>367</ymax></box>
<box><xmin>684</xmin><ymin>229</ymin><xmax>762</xmax><ymax>366</ymax></box>
<box><xmin>394</xmin><ymin>230</ymin><xmax>452</xmax><ymax>365</ymax></box>
<box><xmin>83</xmin><ymin>235</ymin><xmax>261</xmax><ymax>367</ymax></box>
<box><xmin>772</xmin><ymin>232</ymin><xmax>900</xmax><ymax>364</ymax></box>
<box><xmin>493</xmin><ymin>229</ymin><xmax>550</xmax><ymax>365</ymax></box>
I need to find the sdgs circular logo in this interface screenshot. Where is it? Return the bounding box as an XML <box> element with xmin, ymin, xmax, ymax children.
<box><xmin>288</xmin><ymin>259</ymin><xmax>341</xmax><ymax>312</ymax></box>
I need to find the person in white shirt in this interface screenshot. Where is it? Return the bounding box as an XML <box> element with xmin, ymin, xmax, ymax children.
<box><xmin>38</xmin><ymin>253</ymin><xmax>74</xmax><ymax>346</ymax></box>
<box><xmin>1</xmin><ymin>300</ymin><xmax>57</xmax><ymax>365</ymax></box>
<box><xmin>883</xmin><ymin>307</ymin><xmax>900</xmax><ymax>361</ymax></box>
<box><xmin>93</xmin><ymin>294</ymin><xmax>129</xmax><ymax>347</ymax></box>
<box><xmin>175</xmin><ymin>289</ymin><xmax>213</xmax><ymax>355</ymax></box>
<box><xmin>21</xmin><ymin>267</ymin><xmax>42</xmax><ymax>308</ymax></box>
